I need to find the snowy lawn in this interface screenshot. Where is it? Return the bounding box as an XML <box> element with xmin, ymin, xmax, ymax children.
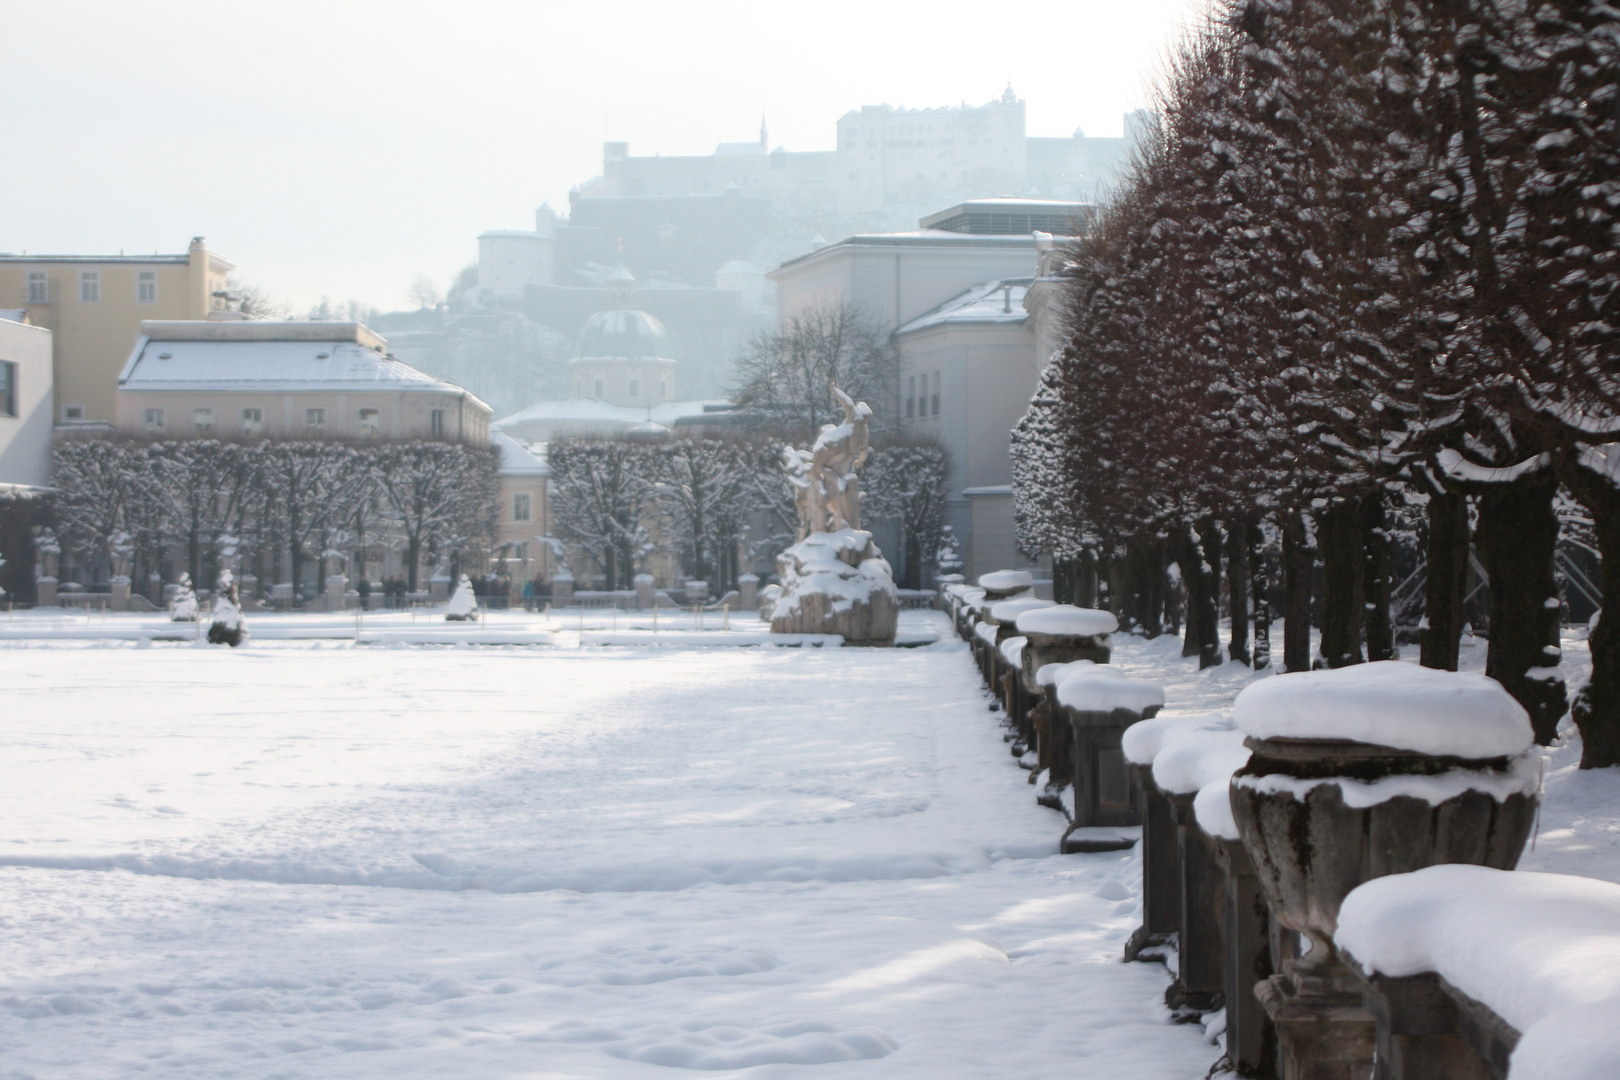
<box><xmin>0</xmin><ymin>612</ymin><xmax>1217</xmax><ymax>1079</ymax></box>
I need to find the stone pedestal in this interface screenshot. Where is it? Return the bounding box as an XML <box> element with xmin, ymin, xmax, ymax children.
<box><xmin>771</xmin><ymin>529</ymin><xmax>897</xmax><ymax>646</ymax></box>
<box><xmin>634</xmin><ymin>574</ymin><xmax>655</xmax><ymax>611</ymax></box>
<box><xmin>738</xmin><ymin>574</ymin><xmax>758</xmax><ymax>611</ymax></box>
<box><xmin>270</xmin><ymin>582</ymin><xmax>293</xmax><ymax>608</ymax></box>
<box><xmin>1059</xmin><ymin>706</ymin><xmax>1148</xmax><ymax>851</ymax></box>
<box><xmin>110</xmin><ymin>578</ymin><xmax>131</xmax><ymax>612</ymax></box>
<box><xmin>684</xmin><ymin>580</ymin><xmax>708</xmax><ymax>605</ymax></box>
<box><xmin>1125</xmin><ymin>764</ymin><xmax>1182</xmax><ymax>962</ymax></box>
<box><xmin>1217</xmin><ymin>837</ymin><xmax>1277</xmax><ymax>1076</ymax></box>
<box><xmin>551</xmin><ymin>575</ymin><xmax>574</xmax><ymax>606</ymax></box>
<box><xmin>429</xmin><ymin>575</ymin><xmax>450</xmax><ymax>603</ymax></box>
<box><xmin>326</xmin><ymin>575</ymin><xmax>348</xmax><ymax>611</ymax></box>
<box><xmin>36</xmin><ymin>577</ymin><xmax>56</xmax><ymax>607</ymax></box>
<box><xmin>1021</xmin><ymin>629</ymin><xmax>1111</xmax><ymax>679</ymax></box>
<box><xmin>1348</xmin><ymin>968</ymin><xmax>1506</xmax><ymax>1080</ymax></box>
<box><xmin>1166</xmin><ymin>791</ymin><xmax>1227</xmax><ymax>1011</ymax></box>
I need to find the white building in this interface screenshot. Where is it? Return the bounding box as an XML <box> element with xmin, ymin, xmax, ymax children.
<box><xmin>0</xmin><ymin>310</ymin><xmax>53</xmax><ymax>488</ymax></box>
<box><xmin>769</xmin><ymin>200</ymin><xmax>1087</xmax><ymax>584</ymax></box>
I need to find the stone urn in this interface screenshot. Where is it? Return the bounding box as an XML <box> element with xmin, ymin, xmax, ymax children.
<box><xmin>1015</xmin><ymin>604</ymin><xmax>1117</xmax><ymax>688</ymax></box>
<box><xmin>977</xmin><ymin>568</ymin><xmax>1033</xmax><ymax>604</ymax></box>
<box><xmin>1227</xmin><ymin>663</ymin><xmax>1540</xmax><ymax>1080</ymax></box>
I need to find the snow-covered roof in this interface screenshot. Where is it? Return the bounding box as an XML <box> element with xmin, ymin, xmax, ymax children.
<box><xmin>895</xmin><ymin>278</ymin><xmax>1035</xmax><ymax>335</ymax></box>
<box><xmin>494</xmin><ymin>397</ymin><xmax>733</xmax><ymax>442</ymax></box>
<box><xmin>771</xmin><ymin>231</ymin><xmax>1040</xmax><ymax>275</ymax></box>
<box><xmin>120</xmin><ymin>322</ymin><xmax>480</xmax><ymax>401</ymax></box>
<box><xmin>0</xmin><ymin>309</ymin><xmax>30</xmax><ymax>325</ymax></box>
<box><xmin>491</xmin><ymin>430</ymin><xmax>551</xmax><ymax>477</ymax></box>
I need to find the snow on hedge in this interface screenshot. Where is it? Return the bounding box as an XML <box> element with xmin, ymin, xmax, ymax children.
<box><xmin>977</xmin><ymin>569</ymin><xmax>1033</xmax><ymax>591</ymax></box>
<box><xmin>1233</xmin><ymin>661</ymin><xmax>1533</xmax><ymax>758</ymax></box>
<box><xmin>1051</xmin><ymin>663</ymin><xmax>1165</xmax><ymax>716</ymax></box>
<box><xmin>1336</xmin><ymin>866</ymin><xmax>1620</xmax><ymax>1080</ymax></box>
<box><xmin>1015</xmin><ymin>605</ymin><xmax>1118</xmax><ymax>637</ymax></box>
<box><xmin>989</xmin><ymin>597</ymin><xmax>1053</xmax><ymax>624</ymax></box>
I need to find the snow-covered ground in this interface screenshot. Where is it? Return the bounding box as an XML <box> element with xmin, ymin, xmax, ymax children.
<box><xmin>0</xmin><ymin>610</ymin><xmax>1612</xmax><ymax>1079</ymax></box>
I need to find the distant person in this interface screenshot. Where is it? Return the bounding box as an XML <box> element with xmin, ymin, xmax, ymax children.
<box><xmin>522</xmin><ymin>578</ymin><xmax>535</xmax><ymax>612</ymax></box>
<box><xmin>357</xmin><ymin>576</ymin><xmax>371</xmax><ymax>610</ymax></box>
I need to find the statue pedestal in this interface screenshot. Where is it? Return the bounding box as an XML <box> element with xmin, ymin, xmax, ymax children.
<box><xmin>770</xmin><ymin>528</ymin><xmax>897</xmax><ymax>645</ymax></box>
<box><xmin>738</xmin><ymin>574</ymin><xmax>758</xmax><ymax>611</ymax></box>
<box><xmin>36</xmin><ymin>577</ymin><xmax>57</xmax><ymax>607</ymax></box>
<box><xmin>634</xmin><ymin>574</ymin><xmax>655</xmax><ymax>611</ymax></box>
<box><xmin>110</xmin><ymin>578</ymin><xmax>131</xmax><ymax>612</ymax></box>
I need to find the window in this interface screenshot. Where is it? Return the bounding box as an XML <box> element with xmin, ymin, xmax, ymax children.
<box><xmin>192</xmin><ymin>407</ymin><xmax>215</xmax><ymax>433</ymax></box>
<box><xmin>594</xmin><ymin>377</ymin><xmax>605</xmax><ymax>398</ymax></box>
<box><xmin>26</xmin><ymin>271</ymin><xmax>47</xmax><ymax>304</ymax></box>
<box><xmin>932</xmin><ymin>372</ymin><xmax>941</xmax><ymax>416</ymax></box>
<box><xmin>305</xmin><ymin>407</ymin><xmax>326</xmax><ymax>431</ymax></box>
<box><xmin>63</xmin><ymin>404</ymin><xmax>84</xmax><ymax>421</ymax></box>
<box><xmin>144</xmin><ymin>407</ymin><xmax>165</xmax><ymax>432</ymax></box>
<box><xmin>0</xmin><ymin>360</ymin><xmax>15</xmax><ymax>417</ymax></box>
<box><xmin>906</xmin><ymin>375</ymin><xmax>916</xmax><ymax>418</ymax></box>
<box><xmin>513</xmin><ymin>492</ymin><xmax>531</xmax><ymax>522</ymax></box>
<box><xmin>514</xmin><ymin>541</ymin><xmax>528</xmax><ymax>561</ymax></box>
<box><xmin>137</xmin><ymin>271</ymin><xmax>157</xmax><ymax>303</ymax></box>
<box><xmin>241</xmin><ymin>407</ymin><xmax>263</xmax><ymax>435</ymax></box>
<box><xmin>79</xmin><ymin>271</ymin><xmax>99</xmax><ymax>303</ymax></box>
<box><xmin>628</xmin><ymin>377</ymin><xmax>640</xmax><ymax>398</ymax></box>
<box><xmin>358</xmin><ymin>407</ymin><xmax>380</xmax><ymax>438</ymax></box>
<box><xmin>430</xmin><ymin>408</ymin><xmax>445</xmax><ymax>437</ymax></box>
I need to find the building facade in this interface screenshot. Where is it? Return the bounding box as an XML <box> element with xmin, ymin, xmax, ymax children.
<box><xmin>116</xmin><ymin>321</ymin><xmax>491</xmax><ymax>445</ymax></box>
<box><xmin>0</xmin><ymin>312</ymin><xmax>54</xmax><ymax>489</ymax></box>
<box><xmin>0</xmin><ymin>238</ymin><xmax>235</xmax><ymax>424</ymax></box>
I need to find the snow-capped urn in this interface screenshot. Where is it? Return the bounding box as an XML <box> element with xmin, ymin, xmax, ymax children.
<box><xmin>169</xmin><ymin>573</ymin><xmax>200</xmax><ymax>622</ymax></box>
<box><xmin>445</xmin><ymin>574</ymin><xmax>479</xmax><ymax>621</ymax></box>
<box><xmin>770</xmin><ymin>386</ymin><xmax>897</xmax><ymax>645</ymax></box>
<box><xmin>1225</xmin><ymin>662</ymin><xmax>1540</xmax><ymax>1076</ymax></box>
<box><xmin>207</xmin><ymin>569</ymin><xmax>249</xmax><ymax>647</ymax></box>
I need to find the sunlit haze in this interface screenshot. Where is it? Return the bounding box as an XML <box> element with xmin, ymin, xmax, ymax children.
<box><xmin>3</xmin><ymin>0</ymin><xmax>1201</xmax><ymax>310</ymax></box>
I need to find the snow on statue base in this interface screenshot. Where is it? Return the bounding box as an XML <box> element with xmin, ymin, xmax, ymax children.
<box><xmin>771</xmin><ymin>528</ymin><xmax>897</xmax><ymax>646</ymax></box>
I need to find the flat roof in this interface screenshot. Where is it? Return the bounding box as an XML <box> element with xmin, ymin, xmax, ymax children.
<box><xmin>895</xmin><ymin>278</ymin><xmax>1036</xmax><ymax>335</ymax></box>
<box><xmin>771</xmin><ymin>230</ymin><xmax>1037</xmax><ymax>275</ymax></box>
<box><xmin>140</xmin><ymin>320</ymin><xmax>388</xmax><ymax>351</ymax></box>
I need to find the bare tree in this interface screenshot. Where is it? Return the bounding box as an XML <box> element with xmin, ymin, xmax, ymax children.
<box><xmin>730</xmin><ymin>301</ymin><xmax>898</xmax><ymax>435</ymax></box>
<box><xmin>408</xmin><ymin>274</ymin><xmax>442</xmax><ymax>310</ymax></box>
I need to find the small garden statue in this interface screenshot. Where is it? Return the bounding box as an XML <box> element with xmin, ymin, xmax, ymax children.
<box><xmin>446</xmin><ymin>573</ymin><xmax>479</xmax><ymax>621</ymax></box>
<box><xmin>207</xmin><ymin>569</ymin><xmax>249</xmax><ymax>647</ymax></box>
<box><xmin>170</xmin><ymin>573</ymin><xmax>200</xmax><ymax>622</ymax></box>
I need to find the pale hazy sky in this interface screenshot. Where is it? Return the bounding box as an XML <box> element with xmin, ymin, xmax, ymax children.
<box><xmin>2</xmin><ymin>0</ymin><xmax>1201</xmax><ymax>311</ymax></box>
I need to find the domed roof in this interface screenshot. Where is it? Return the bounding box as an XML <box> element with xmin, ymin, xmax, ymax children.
<box><xmin>573</xmin><ymin>307</ymin><xmax>675</xmax><ymax>363</ymax></box>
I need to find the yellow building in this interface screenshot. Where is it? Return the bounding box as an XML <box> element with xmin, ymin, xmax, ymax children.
<box><xmin>0</xmin><ymin>238</ymin><xmax>235</xmax><ymax>424</ymax></box>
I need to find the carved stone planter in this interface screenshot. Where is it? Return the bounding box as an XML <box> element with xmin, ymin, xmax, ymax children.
<box><xmin>1230</xmin><ymin>737</ymin><xmax>1538</xmax><ymax>1080</ymax></box>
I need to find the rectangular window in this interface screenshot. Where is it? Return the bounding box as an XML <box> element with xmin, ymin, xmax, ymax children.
<box><xmin>628</xmin><ymin>378</ymin><xmax>640</xmax><ymax>398</ymax></box>
<box><xmin>63</xmin><ymin>404</ymin><xmax>84</xmax><ymax>421</ymax></box>
<box><xmin>429</xmin><ymin>408</ymin><xmax>445</xmax><ymax>437</ymax></box>
<box><xmin>594</xmin><ymin>377</ymin><xmax>605</xmax><ymax>398</ymax></box>
<box><xmin>932</xmin><ymin>372</ymin><xmax>941</xmax><ymax>416</ymax></box>
<box><xmin>241</xmin><ymin>407</ymin><xmax>263</xmax><ymax>434</ymax></box>
<box><xmin>79</xmin><ymin>271</ymin><xmax>100</xmax><ymax>303</ymax></box>
<box><xmin>305</xmin><ymin>407</ymin><xmax>326</xmax><ymax>431</ymax></box>
<box><xmin>193</xmin><ymin>407</ymin><xmax>215</xmax><ymax>433</ymax></box>
<box><xmin>137</xmin><ymin>271</ymin><xmax>157</xmax><ymax>303</ymax></box>
<box><xmin>358</xmin><ymin>407</ymin><xmax>380</xmax><ymax>438</ymax></box>
<box><xmin>144</xmin><ymin>407</ymin><xmax>165</xmax><ymax>431</ymax></box>
<box><xmin>0</xmin><ymin>360</ymin><xmax>15</xmax><ymax>417</ymax></box>
<box><xmin>513</xmin><ymin>492</ymin><xmax>531</xmax><ymax>522</ymax></box>
<box><xmin>906</xmin><ymin>375</ymin><xmax>916</xmax><ymax>418</ymax></box>
<box><xmin>26</xmin><ymin>271</ymin><xmax>47</xmax><ymax>304</ymax></box>
<box><xmin>514</xmin><ymin>541</ymin><xmax>528</xmax><ymax>561</ymax></box>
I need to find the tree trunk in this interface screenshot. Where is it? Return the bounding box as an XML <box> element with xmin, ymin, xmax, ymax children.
<box><xmin>1363</xmin><ymin>492</ymin><xmax>1395</xmax><ymax>662</ymax></box>
<box><xmin>406</xmin><ymin>536</ymin><xmax>420</xmax><ymax>592</ymax></box>
<box><xmin>1421</xmin><ymin>488</ymin><xmax>1470</xmax><ymax>670</ymax></box>
<box><xmin>1318</xmin><ymin>499</ymin><xmax>1365</xmax><ymax>668</ymax></box>
<box><xmin>1249</xmin><ymin>520</ymin><xmax>1271</xmax><ymax>670</ymax></box>
<box><xmin>1142</xmin><ymin>540</ymin><xmax>1166</xmax><ymax>639</ymax></box>
<box><xmin>1474</xmin><ymin>471</ymin><xmax>1567</xmax><ymax>745</ymax></box>
<box><xmin>1077</xmin><ymin>548</ymin><xmax>1098</xmax><ymax>608</ymax></box>
<box><xmin>1282</xmin><ymin>510</ymin><xmax>1314</xmax><ymax>673</ymax></box>
<box><xmin>1178</xmin><ymin>521</ymin><xmax>1221</xmax><ymax>669</ymax></box>
<box><xmin>1228</xmin><ymin>518</ymin><xmax>1252</xmax><ymax>666</ymax></box>
<box><xmin>1565</xmin><ymin>463</ymin><xmax>1620</xmax><ymax>768</ymax></box>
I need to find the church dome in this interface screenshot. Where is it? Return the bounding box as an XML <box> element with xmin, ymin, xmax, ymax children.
<box><xmin>573</xmin><ymin>308</ymin><xmax>675</xmax><ymax>363</ymax></box>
